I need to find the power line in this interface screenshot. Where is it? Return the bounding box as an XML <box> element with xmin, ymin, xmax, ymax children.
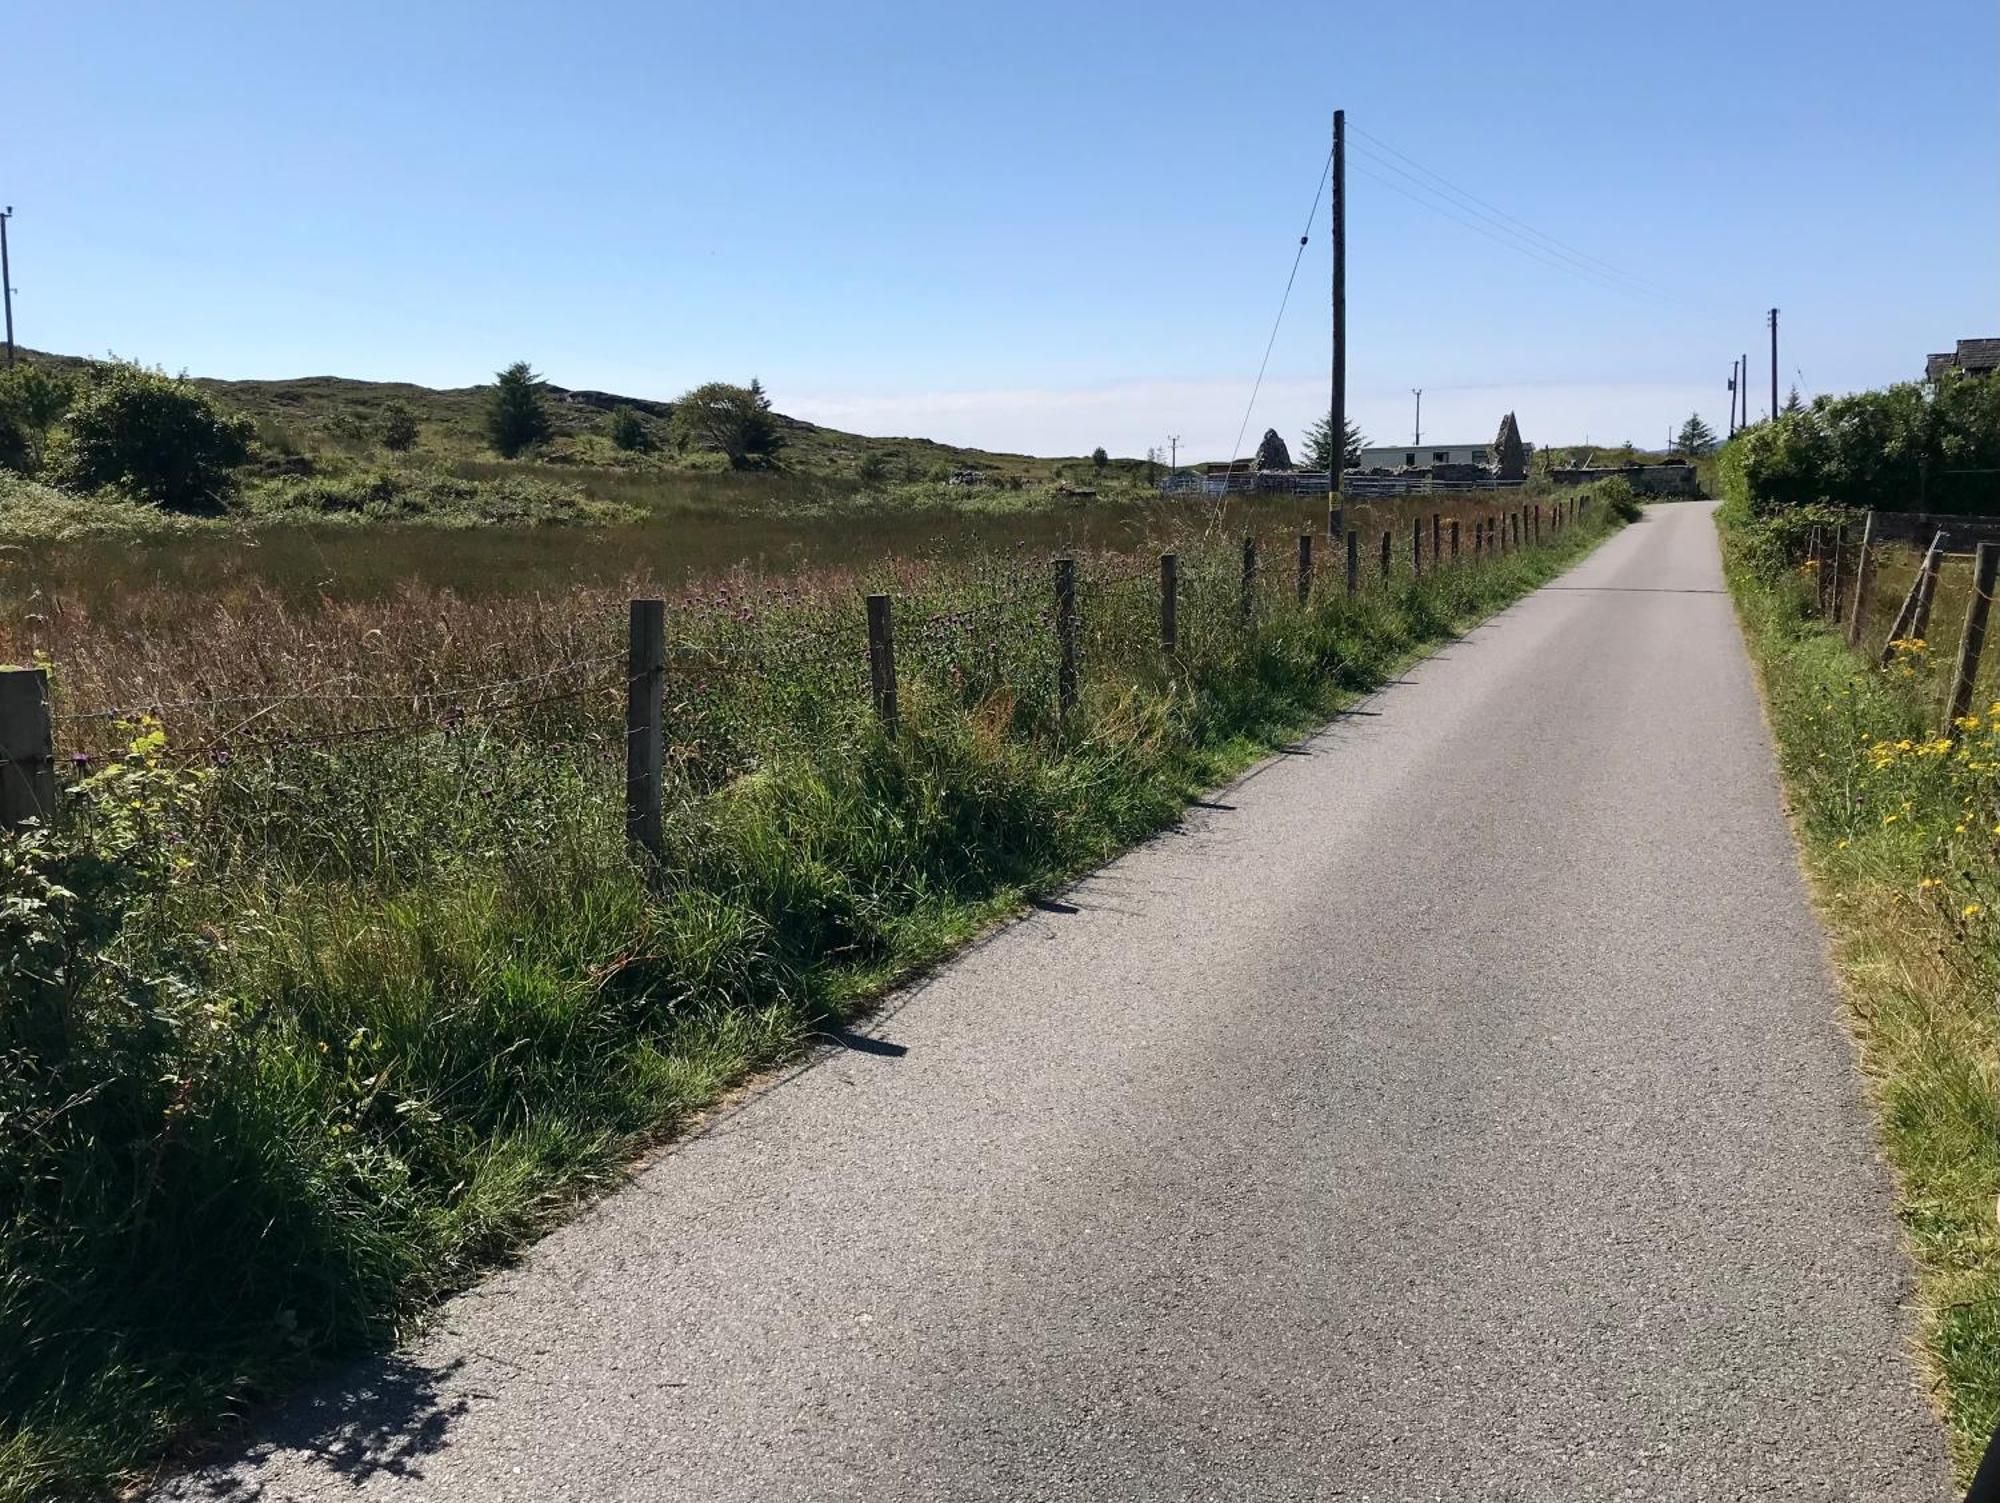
<box><xmin>1346</xmin><ymin>123</ymin><xmax>1667</xmax><ymax>298</ymax></box>
<box><xmin>1220</xmin><ymin>144</ymin><xmax>1334</xmax><ymax>470</ymax></box>
<box><xmin>1344</xmin><ymin>158</ymin><xmax>1667</xmax><ymax>306</ymax></box>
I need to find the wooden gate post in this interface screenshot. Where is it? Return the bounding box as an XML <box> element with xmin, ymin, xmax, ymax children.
<box><xmin>1055</xmin><ymin>558</ymin><xmax>1078</xmax><ymax>717</ymax></box>
<box><xmin>625</xmin><ymin>600</ymin><xmax>665</xmax><ymax>853</ymax></box>
<box><xmin>1846</xmin><ymin>512</ymin><xmax>1877</xmax><ymax>649</ymax></box>
<box><xmin>0</xmin><ymin>667</ymin><xmax>55</xmax><ymax>832</ymax></box>
<box><xmin>1883</xmin><ymin>530</ymin><xmax>1947</xmax><ymax>663</ymax></box>
<box><xmin>1160</xmin><ymin>552</ymin><xmax>1178</xmax><ymax>652</ymax></box>
<box><xmin>1345</xmin><ymin>528</ymin><xmax>1359</xmax><ymax>596</ymax></box>
<box><xmin>867</xmin><ymin>593</ymin><xmax>898</xmax><ymax>736</ymax></box>
<box><xmin>1948</xmin><ymin>543</ymin><xmax>2000</xmax><ymax>727</ymax></box>
<box><xmin>1297</xmin><ymin>532</ymin><xmax>1313</xmax><ymax>605</ymax></box>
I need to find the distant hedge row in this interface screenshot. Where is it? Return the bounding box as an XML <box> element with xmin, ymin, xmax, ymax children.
<box><xmin>1719</xmin><ymin>374</ymin><xmax>2000</xmax><ymax>516</ymax></box>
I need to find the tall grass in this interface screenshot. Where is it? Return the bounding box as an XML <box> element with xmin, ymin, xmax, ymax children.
<box><xmin>1720</xmin><ymin>497</ymin><xmax>2000</xmax><ymax>1483</ymax></box>
<box><xmin>0</xmin><ymin>488</ymin><xmax>1630</xmax><ymax>1501</ymax></box>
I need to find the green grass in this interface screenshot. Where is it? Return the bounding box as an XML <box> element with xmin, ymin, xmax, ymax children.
<box><xmin>1720</xmin><ymin>498</ymin><xmax>2000</xmax><ymax>1483</ymax></box>
<box><xmin>0</xmin><ymin>485</ymin><xmax>1630</xmax><ymax>1502</ymax></box>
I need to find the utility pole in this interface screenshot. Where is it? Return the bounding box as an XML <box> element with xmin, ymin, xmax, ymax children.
<box><xmin>1727</xmin><ymin>360</ymin><xmax>1738</xmax><ymax>436</ymax></box>
<box><xmin>1741</xmin><ymin>352</ymin><xmax>1749</xmax><ymax>426</ymax></box>
<box><xmin>1411</xmin><ymin>388</ymin><xmax>1422</xmax><ymax>447</ymax></box>
<box><xmin>1330</xmin><ymin>108</ymin><xmax>1345</xmax><ymax>496</ymax></box>
<box><xmin>1166</xmin><ymin>434</ymin><xmax>1180</xmax><ymax>473</ymax></box>
<box><xmin>1768</xmin><ymin>309</ymin><xmax>1779</xmax><ymax>422</ymax></box>
<box><xmin>1</xmin><ymin>208</ymin><xmax>13</xmax><ymax>369</ymax></box>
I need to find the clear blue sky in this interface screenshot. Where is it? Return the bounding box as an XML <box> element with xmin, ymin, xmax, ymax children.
<box><xmin>14</xmin><ymin>0</ymin><xmax>1997</xmax><ymax>459</ymax></box>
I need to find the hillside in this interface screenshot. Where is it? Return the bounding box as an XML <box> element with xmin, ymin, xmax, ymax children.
<box><xmin>16</xmin><ymin>348</ymin><xmax>1142</xmax><ymax>490</ymax></box>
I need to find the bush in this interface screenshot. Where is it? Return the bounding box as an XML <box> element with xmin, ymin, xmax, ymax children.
<box><xmin>0</xmin><ymin>365</ymin><xmax>75</xmax><ymax>473</ymax></box>
<box><xmin>1720</xmin><ymin>375</ymin><xmax>2000</xmax><ymax>517</ymax></box>
<box><xmin>42</xmin><ymin>363</ymin><xmax>252</xmax><ymax>511</ymax></box>
<box><xmin>485</xmin><ymin>361</ymin><xmax>551</xmax><ymax>458</ymax></box>
<box><xmin>670</xmin><ymin>379</ymin><xmax>783</xmax><ymax>470</ymax></box>
<box><xmin>607</xmin><ymin>406</ymin><xmax>650</xmax><ymax>452</ymax></box>
<box><xmin>379</xmin><ymin>401</ymin><xmax>419</xmax><ymax>453</ymax></box>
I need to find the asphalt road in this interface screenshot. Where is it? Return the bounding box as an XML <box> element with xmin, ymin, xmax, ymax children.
<box><xmin>160</xmin><ymin>503</ymin><xmax>1952</xmax><ymax>1501</ymax></box>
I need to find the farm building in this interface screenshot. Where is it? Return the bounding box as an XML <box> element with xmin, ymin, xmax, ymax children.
<box><xmin>1358</xmin><ymin>442</ymin><xmax>1491</xmax><ymax>470</ymax></box>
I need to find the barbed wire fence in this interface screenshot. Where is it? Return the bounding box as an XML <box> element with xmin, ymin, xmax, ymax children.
<box><xmin>0</xmin><ymin>494</ymin><xmax>1596</xmax><ymax>843</ymax></box>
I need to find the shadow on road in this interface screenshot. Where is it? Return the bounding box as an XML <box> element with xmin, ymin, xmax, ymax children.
<box><xmin>166</xmin><ymin>1356</ymin><xmax>473</xmax><ymax>1499</ymax></box>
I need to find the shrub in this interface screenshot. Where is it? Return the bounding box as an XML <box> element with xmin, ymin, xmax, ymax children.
<box><xmin>856</xmin><ymin>451</ymin><xmax>889</xmax><ymax>484</ymax></box>
<box><xmin>607</xmin><ymin>406</ymin><xmax>650</xmax><ymax>452</ymax></box>
<box><xmin>1720</xmin><ymin>376</ymin><xmax>2000</xmax><ymax>517</ymax></box>
<box><xmin>485</xmin><ymin>361</ymin><xmax>551</xmax><ymax>458</ymax></box>
<box><xmin>670</xmin><ymin>379</ymin><xmax>783</xmax><ymax>470</ymax></box>
<box><xmin>1091</xmin><ymin>446</ymin><xmax>1108</xmax><ymax>470</ymax></box>
<box><xmin>0</xmin><ymin>365</ymin><xmax>75</xmax><ymax>473</ymax></box>
<box><xmin>379</xmin><ymin>401</ymin><xmax>420</xmax><ymax>452</ymax></box>
<box><xmin>43</xmin><ymin>363</ymin><xmax>252</xmax><ymax>511</ymax></box>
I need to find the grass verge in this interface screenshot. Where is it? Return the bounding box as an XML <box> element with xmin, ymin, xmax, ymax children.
<box><xmin>1719</xmin><ymin>498</ymin><xmax>2000</xmax><ymax>1483</ymax></box>
<box><xmin>1</xmin><ymin>491</ymin><xmax>1632</xmax><ymax>1501</ymax></box>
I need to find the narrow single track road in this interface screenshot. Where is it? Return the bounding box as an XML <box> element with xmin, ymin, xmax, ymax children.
<box><xmin>162</xmin><ymin>503</ymin><xmax>1951</xmax><ymax>1501</ymax></box>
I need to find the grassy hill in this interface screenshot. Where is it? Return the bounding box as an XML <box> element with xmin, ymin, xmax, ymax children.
<box><xmin>7</xmin><ymin>349</ymin><xmax>1159</xmax><ymax>534</ymax></box>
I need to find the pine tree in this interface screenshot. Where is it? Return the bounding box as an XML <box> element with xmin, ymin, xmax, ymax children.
<box><xmin>485</xmin><ymin>361</ymin><xmax>551</xmax><ymax>457</ymax></box>
<box><xmin>1781</xmin><ymin>386</ymin><xmax>1805</xmax><ymax>417</ymax></box>
<box><xmin>1301</xmin><ymin>417</ymin><xmax>1364</xmax><ymax>473</ymax></box>
<box><xmin>1673</xmin><ymin>413</ymin><xmax>1718</xmax><ymax>456</ymax></box>
<box><xmin>1091</xmin><ymin>446</ymin><xmax>1109</xmax><ymax>470</ymax></box>
<box><xmin>670</xmin><ymin>379</ymin><xmax>785</xmax><ymax>469</ymax></box>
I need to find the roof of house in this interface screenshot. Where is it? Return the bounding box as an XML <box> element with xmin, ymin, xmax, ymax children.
<box><xmin>1928</xmin><ymin>337</ymin><xmax>2000</xmax><ymax>378</ymax></box>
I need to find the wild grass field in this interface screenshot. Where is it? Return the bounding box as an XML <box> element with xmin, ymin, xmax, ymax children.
<box><xmin>0</xmin><ymin>467</ymin><xmax>1630</xmax><ymax>1500</ymax></box>
<box><xmin>1723</xmin><ymin>503</ymin><xmax>2000</xmax><ymax>1485</ymax></box>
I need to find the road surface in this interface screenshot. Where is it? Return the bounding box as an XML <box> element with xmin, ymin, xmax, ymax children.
<box><xmin>161</xmin><ymin>503</ymin><xmax>1951</xmax><ymax>1501</ymax></box>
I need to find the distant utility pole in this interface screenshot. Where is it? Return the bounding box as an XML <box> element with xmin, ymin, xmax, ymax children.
<box><xmin>1330</xmin><ymin>108</ymin><xmax>1346</xmax><ymax>494</ymax></box>
<box><xmin>1</xmin><ymin>207</ymin><xmax>13</xmax><ymax>369</ymax></box>
<box><xmin>1411</xmin><ymin>388</ymin><xmax>1423</xmax><ymax>447</ymax></box>
<box><xmin>1768</xmin><ymin>309</ymin><xmax>1779</xmax><ymax>422</ymax></box>
<box><xmin>1167</xmin><ymin>434</ymin><xmax>1181</xmax><ymax>472</ymax></box>
<box><xmin>1727</xmin><ymin>359</ymin><xmax>1738</xmax><ymax>436</ymax></box>
<box><xmin>1741</xmin><ymin>352</ymin><xmax>1749</xmax><ymax>425</ymax></box>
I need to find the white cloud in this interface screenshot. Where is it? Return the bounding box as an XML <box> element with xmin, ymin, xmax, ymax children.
<box><xmin>788</xmin><ymin>375</ymin><xmax>1741</xmax><ymax>461</ymax></box>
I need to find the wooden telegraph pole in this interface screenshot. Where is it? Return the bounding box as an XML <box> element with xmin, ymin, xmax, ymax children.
<box><xmin>1769</xmin><ymin>309</ymin><xmax>1779</xmax><ymax>421</ymax></box>
<box><xmin>1329</xmin><ymin>108</ymin><xmax>1346</xmax><ymax>530</ymax></box>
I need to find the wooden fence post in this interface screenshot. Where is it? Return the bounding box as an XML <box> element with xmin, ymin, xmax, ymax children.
<box><xmin>1432</xmin><ymin>513</ymin><xmax>1442</xmax><ymax>564</ymax></box>
<box><xmin>1911</xmin><ymin>537</ymin><xmax>1946</xmax><ymax>644</ymax></box>
<box><xmin>1827</xmin><ymin>521</ymin><xmax>1848</xmax><ymax>622</ymax></box>
<box><xmin>1379</xmin><ymin>529</ymin><xmax>1392</xmax><ymax>584</ymax></box>
<box><xmin>1412</xmin><ymin>516</ymin><xmax>1423</xmax><ymax>577</ymax></box>
<box><xmin>1882</xmin><ymin>529</ymin><xmax>1946</xmax><ymax>663</ymax></box>
<box><xmin>1473</xmin><ymin>518</ymin><xmax>1483</xmax><ymax>559</ymax></box>
<box><xmin>1450</xmin><ymin>518</ymin><xmax>1460</xmax><ymax>561</ymax></box>
<box><xmin>0</xmin><ymin>667</ymin><xmax>56</xmax><ymax>833</ymax></box>
<box><xmin>1055</xmin><ymin>558</ymin><xmax>1078</xmax><ymax>718</ymax></box>
<box><xmin>1534</xmin><ymin>503</ymin><xmax>1541</xmax><ymax>542</ymax></box>
<box><xmin>1160</xmin><ymin>552</ymin><xmax>1178</xmax><ymax>652</ymax></box>
<box><xmin>1241</xmin><ymin>535</ymin><xmax>1257</xmax><ymax>622</ymax></box>
<box><xmin>1297</xmin><ymin>532</ymin><xmax>1313</xmax><ymax>605</ymax></box>
<box><xmin>1949</xmin><ymin>543</ymin><xmax>2000</xmax><ymax>727</ymax></box>
<box><xmin>625</xmin><ymin>599</ymin><xmax>665</xmax><ymax>853</ymax></box>
<box><xmin>1345</xmin><ymin>528</ymin><xmax>1359</xmax><ymax>596</ymax></box>
<box><xmin>1847</xmin><ymin>512</ymin><xmax>1877</xmax><ymax>649</ymax></box>
<box><xmin>1806</xmin><ymin>527</ymin><xmax>1826</xmax><ymax>616</ymax></box>
<box><xmin>867</xmin><ymin>593</ymin><xmax>898</xmax><ymax>736</ymax></box>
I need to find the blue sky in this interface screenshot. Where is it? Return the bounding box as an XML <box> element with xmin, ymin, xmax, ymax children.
<box><xmin>13</xmin><ymin>1</ymin><xmax>1996</xmax><ymax>459</ymax></box>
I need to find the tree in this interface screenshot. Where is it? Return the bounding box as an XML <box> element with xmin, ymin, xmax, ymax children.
<box><xmin>1781</xmin><ymin>386</ymin><xmax>1805</xmax><ymax>417</ymax></box>
<box><xmin>670</xmin><ymin>379</ymin><xmax>784</xmax><ymax>469</ymax></box>
<box><xmin>0</xmin><ymin>363</ymin><xmax>74</xmax><ymax>473</ymax></box>
<box><xmin>485</xmin><ymin>361</ymin><xmax>551</xmax><ymax>457</ymax></box>
<box><xmin>1254</xmin><ymin>428</ymin><xmax>1293</xmax><ymax>471</ymax></box>
<box><xmin>1091</xmin><ymin>446</ymin><xmax>1109</xmax><ymax>470</ymax></box>
<box><xmin>1301</xmin><ymin>416</ymin><xmax>1365</xmax><ymax>473</ymax></box>
<box><xmin>379</xmin><ymin>400</ymin><xmax>420</xmax><ymax>452</ymax></box>
<box><xmin>1673</xmin><ymin>413</ymin><xmax>1718</xmax><ymax>456</ymax></box>
<box><xmin>43</xmin><ymin>361</ymin><xmax>252</xmax><ymax>510</ymax></box>
<box><xmin>608</xmin><ymin>405</ymin><xmax>651</xmax><ymax>452</ymax></box>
